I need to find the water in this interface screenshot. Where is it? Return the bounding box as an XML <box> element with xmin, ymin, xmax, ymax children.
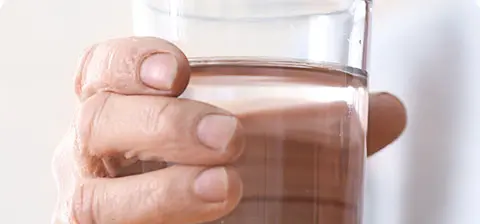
<box><xmin>182</xmin><ymin>58</ymin><xmax>368</xmax><ymax>224</ymax></box>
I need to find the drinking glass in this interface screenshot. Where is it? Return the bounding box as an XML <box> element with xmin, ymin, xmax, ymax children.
<box><xmin>132</xmin><ymin>0</ymin><xmax>371</xmax><ymax>223</ymax></box>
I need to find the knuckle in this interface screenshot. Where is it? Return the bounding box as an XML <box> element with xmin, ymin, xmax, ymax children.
<box><xmin>142</xmin><ymin>99</ymin><xmax>174</xmax><ymax>135</ymax></box>
<box><xmin>51</xmin><ymin>130</ymin><xmax>75</xmax><ymax>174</ymax></box>
<box><xmin>76</xmin><ymin>37</ymin><xmax>158</xmax><ymax>100</ymax></box>
<box><xmin>70</xmin><ymin>181</ymin><xmax>98</xmax><ymax>224</ymax></box>
<box><xmin>76</xmin><ymin>93</ymin><xmax>111</xmax><ymax>151</ymax></box>
<box><xmin>145</xmin><ymin>181</ymin><xmax>168</xmax><ymax>223</ymax></box>
<box><xmin>75</xmin><ymin>44</ymin><xmax>98</xmax><ymax>98</ymax></box>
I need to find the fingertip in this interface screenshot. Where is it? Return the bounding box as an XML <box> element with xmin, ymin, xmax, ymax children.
<box><xmin>155</xmin><ymin>166</ymin><xmax>243</xmax><ymax>223</ymax></box>
<box><xmin>75</xmin><ymin>37</ymin><xmax>191</xmax><ymax>100</ymax></box>
<box><xmin>136</xmin><ymin>41</ymin><xmax>191</xmax><ymax>96</ymax></box>
<box><xmin>74</xmin><ymin>44</ymin><xmax>98</xmax><ymax>98</ymax></box>
<box><xmin>228</xmin><ymin>120</ymin><xmax>247</xmax><ymax>162</ymax></box>
<box><xmin>371</xmin><ymin>92</ymin><xmax>407</xmax><ymax>131</ymax></box>
<box><xmin>367</xmin><ymin>92</ymin><xmax>407</xmax><ymax>155</ymax></box>
<box><xmin>225</xmin><ymin>166</ymin><xmax>243</xmax><ymax>208</ymax></box>
<box><xmin>195</xmin><ymin>113</ymin><xmax>246</xmax><ymax>165</ymax></box>
<box><xmin>193</xmin><ymin>166</ymin><xmax>243</xmax><ymax>205</ymax></box>
<box><xmin>196</xmin><ymin>114</ymin><xmax>244</xmax><ymax>154</ymax></box>
<box><xmin>191</xmin><ymin>166</ymin><xmax>243</xmax><ymax>222</ymax></box>
<box><xmin>139</xmin><ymin>53</ymin><xmax>178</xmax><ymax>90</ymax></box>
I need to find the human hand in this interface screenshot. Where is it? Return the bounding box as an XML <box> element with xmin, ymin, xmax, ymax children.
<box><xmin>52</xmin><ymin>37</ymin><xmax>406</xmax><ymax>224</ymax></box>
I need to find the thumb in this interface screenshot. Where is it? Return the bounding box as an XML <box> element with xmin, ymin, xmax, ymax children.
<box><xmin>75</xmin><ymin>37</ymin><xmax>191</xmax><ymax>101</ymax></box>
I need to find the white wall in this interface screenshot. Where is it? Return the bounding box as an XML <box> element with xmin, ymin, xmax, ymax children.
<box><xmin>366</xmin><ymin>1</ymin><xmax>480</xmax><ymax>224</ymax></box>
<box><xmin>0</xmin><ymin>0</ymin><xmax>132</xmax><ymax>222</ymax></box>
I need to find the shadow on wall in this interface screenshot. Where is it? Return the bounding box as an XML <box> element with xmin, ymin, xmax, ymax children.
<box><xmin>402</xmin><ymin>18</ymin><xmax>464</xmax><ymax>224</ymax></box>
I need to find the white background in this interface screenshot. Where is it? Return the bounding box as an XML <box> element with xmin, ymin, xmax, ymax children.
<box><xmin>1</xmin><ymin>0</ymin><xmax>480</xmax><ymax>224</ymax></box>
<box><xmin>0</xmin><ymin>1</ymin><xmax>132</xmax><ymax>222</ymax></box>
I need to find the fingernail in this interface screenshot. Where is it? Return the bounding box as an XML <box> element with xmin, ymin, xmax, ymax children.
<box><xmin>140</xmin><ymin>53</ymin><xmax>177</xmax><ymax>90</ymax></box>
<box><xmin>197</xmin><ymin>115</ymin><xmax>238</xmax><ymax>151</ymax></box>
<box><xmin>194</xmin><ymin>167</ymin><xmax>228</xmax><ymax>202</ymax></box>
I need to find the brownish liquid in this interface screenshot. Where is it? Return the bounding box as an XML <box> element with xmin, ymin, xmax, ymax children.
<box><xmin>183</xmin><ymin>59</ymin><xmax>368</xmax><ymax>224</ymax></box>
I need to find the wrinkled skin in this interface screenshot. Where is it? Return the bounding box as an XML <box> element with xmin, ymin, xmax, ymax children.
<box><xmin>51</xmin><ymin>37</ymin><xmax>407</xmax><ymax>224</ymax></box>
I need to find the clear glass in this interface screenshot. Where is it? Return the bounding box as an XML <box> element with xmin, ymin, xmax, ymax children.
<box><xmin>132</xmin><ymin>0</ymin><xmax>370</xmax><ymax>223</ymax></box>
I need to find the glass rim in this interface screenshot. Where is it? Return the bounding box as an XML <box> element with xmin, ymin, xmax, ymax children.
<box><xmin>140</xmin><ymin>0</ymin><xmax>369</xmax><ymax>20</ymax></box>
<box><xmin>188</xmin><ymin>57</ymin><xmax>368</xmax><ymax>78</ymax></box>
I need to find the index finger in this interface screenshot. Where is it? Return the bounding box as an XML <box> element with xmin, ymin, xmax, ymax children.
<box><xmin>75</xmin><ymin>37</ymin><xmax>191</xmax><ymax>101</ymax></box>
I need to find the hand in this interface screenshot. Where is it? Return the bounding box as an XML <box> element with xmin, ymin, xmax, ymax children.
<box><xmin>52</xmin><ymin>37</ymin><xmax>406</xmax><ymax>224</ymax></box>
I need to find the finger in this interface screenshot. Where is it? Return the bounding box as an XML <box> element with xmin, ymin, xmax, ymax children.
<box><xmin>75</xmin><ymin>37</ymin><xmax>190</xmax><ymax>101</ymax></box>
<box><xmin>199</xmin><ymin>92</ymin><xmax>406</xmax><ymax>156</ymax></box>
<box><xmin>76</xmin><ymin>92</ymin><xmax>244</xmax><ymax>177</ymax></box>
<box><xmin>206</xmin><ymin>99</ymin><xmax>364</xmax><ymax>149</ymax></box>
<box><xmin>72</xmin><ymin>166</ymin><xmax>242</xmax><ymax>224</ymax></box>
<box><xmin>367</xmin><ymin>92</ymin><xmax>407</xmax><ymax>155</ymax></box>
